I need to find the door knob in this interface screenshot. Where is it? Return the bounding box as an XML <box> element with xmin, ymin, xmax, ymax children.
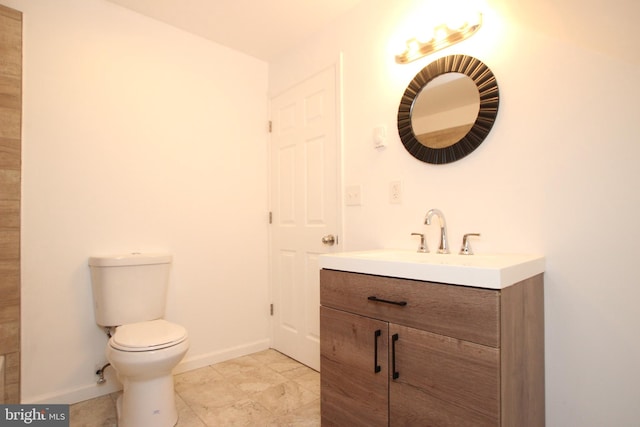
<box><xmin>321</xmin><ymin>234</ymin><xmax>336</xmax><ymax>245</ymax></box>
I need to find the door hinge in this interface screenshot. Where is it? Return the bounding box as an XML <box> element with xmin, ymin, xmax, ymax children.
<box><xmin>269</xmin><ymin>211</ymin><xmax>273</xmax><ymax>224</ymax></box>
<box><xmin>270</xmin><ymin>303</ymin><xmax>274</xmax><ymax>316</ymax></box>
<box><xmin>268</xmin><ymin>120</ymin><xmax>272</xmax><ymax>133</ymax></box>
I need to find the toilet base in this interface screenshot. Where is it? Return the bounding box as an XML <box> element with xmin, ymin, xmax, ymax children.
<box><xmin>106</xmin><ymin>329</ymin><xmax>188</xmax><ymax>427</ymax></box>
<box><xmin>116</xmin><ymin>374</ymin><xmax>178</xmax><ymax>427</ymax></box>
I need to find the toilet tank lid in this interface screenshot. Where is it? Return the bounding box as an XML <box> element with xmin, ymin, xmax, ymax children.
<box><xmin>89</xmin><ymin>253</ymin><xmax>172</xmax><ymax>267</ymax></box>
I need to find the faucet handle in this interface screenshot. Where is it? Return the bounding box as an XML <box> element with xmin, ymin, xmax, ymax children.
<box><xmin>459</xmin><ymin>233</ymin><xmax>481</xmax><ymax>255</ymax></box>
<box><xmin>411</xmin><ymin>233</ymin><xmax>429</xmax><ymax>253</ymax></box>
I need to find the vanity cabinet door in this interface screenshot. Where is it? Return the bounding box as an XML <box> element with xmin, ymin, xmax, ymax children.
<box><xmin>389</xmin><ymin>323</ymin><xmax>500</xmax><ymax>426</ymax></box>
<box><xmin>320</xmin><ymin>306</ymin><xmax>389</xmax><ymax>427</ymax></box>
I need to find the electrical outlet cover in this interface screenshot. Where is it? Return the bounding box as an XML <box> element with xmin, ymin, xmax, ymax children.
<box><xmin>390</xmin><ymin>181</ymin><xmax>402</xmax><ymax>204</ymax></box>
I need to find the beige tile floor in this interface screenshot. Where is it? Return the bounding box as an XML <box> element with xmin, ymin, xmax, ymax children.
<box><xmin>69</xmin><ymin>349</ymin><xmax>320</xmax><ymax>427</ymax></box>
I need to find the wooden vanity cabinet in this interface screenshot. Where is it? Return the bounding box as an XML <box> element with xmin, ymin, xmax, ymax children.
<box><xmin>320</xmin><ymin>269</ymin><xmax>544</xmax><ymax>427</ymax></box>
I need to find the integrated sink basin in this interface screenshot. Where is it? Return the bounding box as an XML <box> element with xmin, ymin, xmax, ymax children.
<box><xmin>318</xmin><ymin>250</ymin><xmax>544</xmax><ymax>289</ymax></box>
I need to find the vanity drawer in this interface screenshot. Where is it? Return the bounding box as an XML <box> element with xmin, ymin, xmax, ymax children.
<box><xmin>320</xmin><ymin>269</ymin><xmax>500</xmax><ymax>347</ymax></box>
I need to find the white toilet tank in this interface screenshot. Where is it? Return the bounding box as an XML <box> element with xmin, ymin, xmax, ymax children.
<box><xmin>89</xmin><ymin>253</ymin><xmax>172</xmax><ymax>327</ymax></box>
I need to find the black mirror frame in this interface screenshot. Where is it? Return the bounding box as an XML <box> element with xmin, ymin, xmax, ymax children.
<box><xmin>397</xmin><ymin>55</ymin><xmax>499</xmax><ymax>164</ymax></box>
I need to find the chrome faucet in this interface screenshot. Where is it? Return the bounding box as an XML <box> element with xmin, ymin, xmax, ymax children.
<box><xmin>424</xmin><ymin>209</ymin><xmax>449</xmax><ymax>254</ymax></box>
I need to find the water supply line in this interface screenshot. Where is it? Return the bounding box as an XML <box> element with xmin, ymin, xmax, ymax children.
<box><xmin>95</xmin><ymin>363</ymin><xmax>111</xmax><ymax>384</ymax></box>
<box><xmin>95</xmin><ymin>327</ymin><xmax>115</xmax><ymax>383</ymax></box>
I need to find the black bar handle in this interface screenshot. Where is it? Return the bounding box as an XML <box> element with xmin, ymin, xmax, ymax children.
<box><xmin>367</xmin><ymin>296</ymin><xmax>407</xmax><ymax>306</ymax></box>
<box><xmin>374</xmin><ymin>329</ymin><xmax>382</xmax><ymax>373</ymax></box>
<box><xmin>392</xmin><ymin>333</ymin><xmax>399</xmax><ymax>379</ymax></box>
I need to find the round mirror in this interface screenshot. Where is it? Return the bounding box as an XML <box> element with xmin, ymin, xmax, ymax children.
<box><xmin>397</xmin><ymin>55</ymin><xmax>499</xmax><ymax>164</ymax></box>
<box><xmin>411</xmin><ymin>73</ymin><xmax>479</xmax><ymax>149</ymax></box>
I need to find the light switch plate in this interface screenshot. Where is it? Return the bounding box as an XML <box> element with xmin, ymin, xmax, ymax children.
<box><xmin>345</xmin><ymin>185</ymin><xmax>362</xmax><ymax>206</ymax></box>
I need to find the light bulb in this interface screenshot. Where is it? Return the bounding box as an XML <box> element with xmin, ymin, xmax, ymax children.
<box><xmin>434</xmin><ymin>27</ymin><xmax>449</xmax><ymax>43</ymax></box>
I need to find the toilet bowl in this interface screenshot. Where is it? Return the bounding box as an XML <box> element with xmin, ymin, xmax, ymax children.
<box><xmin>107</xmin><ymin>319</ymin><xmax>189</xmax><ymax>427</ymax></box>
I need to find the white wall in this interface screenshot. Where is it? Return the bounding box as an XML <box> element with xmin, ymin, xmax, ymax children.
<box><xmin>0</xmin><ymin>0</ymin><xmax>270</xmax><ymax>403</ymax></box>
<box><xmin>271</xmin><ymin>0</ymin><xmax>640</xmax><ymax>426</ymax></box>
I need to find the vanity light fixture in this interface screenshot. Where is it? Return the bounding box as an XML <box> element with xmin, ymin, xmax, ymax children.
<box><xmin>395</xmin><ymin>11</ymin><xmax>482</xmax><ymax>64</ymax></box>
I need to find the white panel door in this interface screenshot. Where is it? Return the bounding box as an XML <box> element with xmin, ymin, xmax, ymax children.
<box><xmin>270</xmin><ymin>65</ymin><xmax>340</xmax><ymax>370</ymax></box>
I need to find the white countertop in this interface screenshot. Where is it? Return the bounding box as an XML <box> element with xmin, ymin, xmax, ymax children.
<box><xmin>318</xmin><ymin>250</ymin><xmax>545</xmax><ymax>289</ymax></box>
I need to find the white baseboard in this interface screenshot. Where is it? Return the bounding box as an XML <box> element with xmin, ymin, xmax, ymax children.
<box><xmin>24</xmin><ymin>339</ymin><xmax>271</xmax><ymax>405</ymax></box>
<box><xmin>23</xmin><ymin>379</ymin><xmax>122</xmax><ymax>405</ymax></box>
<box><xmin>174</xmin><ymin>338</ymin><xmax>270</xmax><ymax>375</ymax></box>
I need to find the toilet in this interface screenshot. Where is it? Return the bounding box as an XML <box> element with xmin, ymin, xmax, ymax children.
<box><xmin>89</xmin><ymin>253</ymin><xmax>189</xmax><ymax>427</ymax></box>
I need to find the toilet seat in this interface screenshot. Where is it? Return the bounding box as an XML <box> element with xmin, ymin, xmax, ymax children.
<box><xmin>110</xmin><ymin>319</ymin><xmax>187</xmax><ymax>352</ymax></box>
